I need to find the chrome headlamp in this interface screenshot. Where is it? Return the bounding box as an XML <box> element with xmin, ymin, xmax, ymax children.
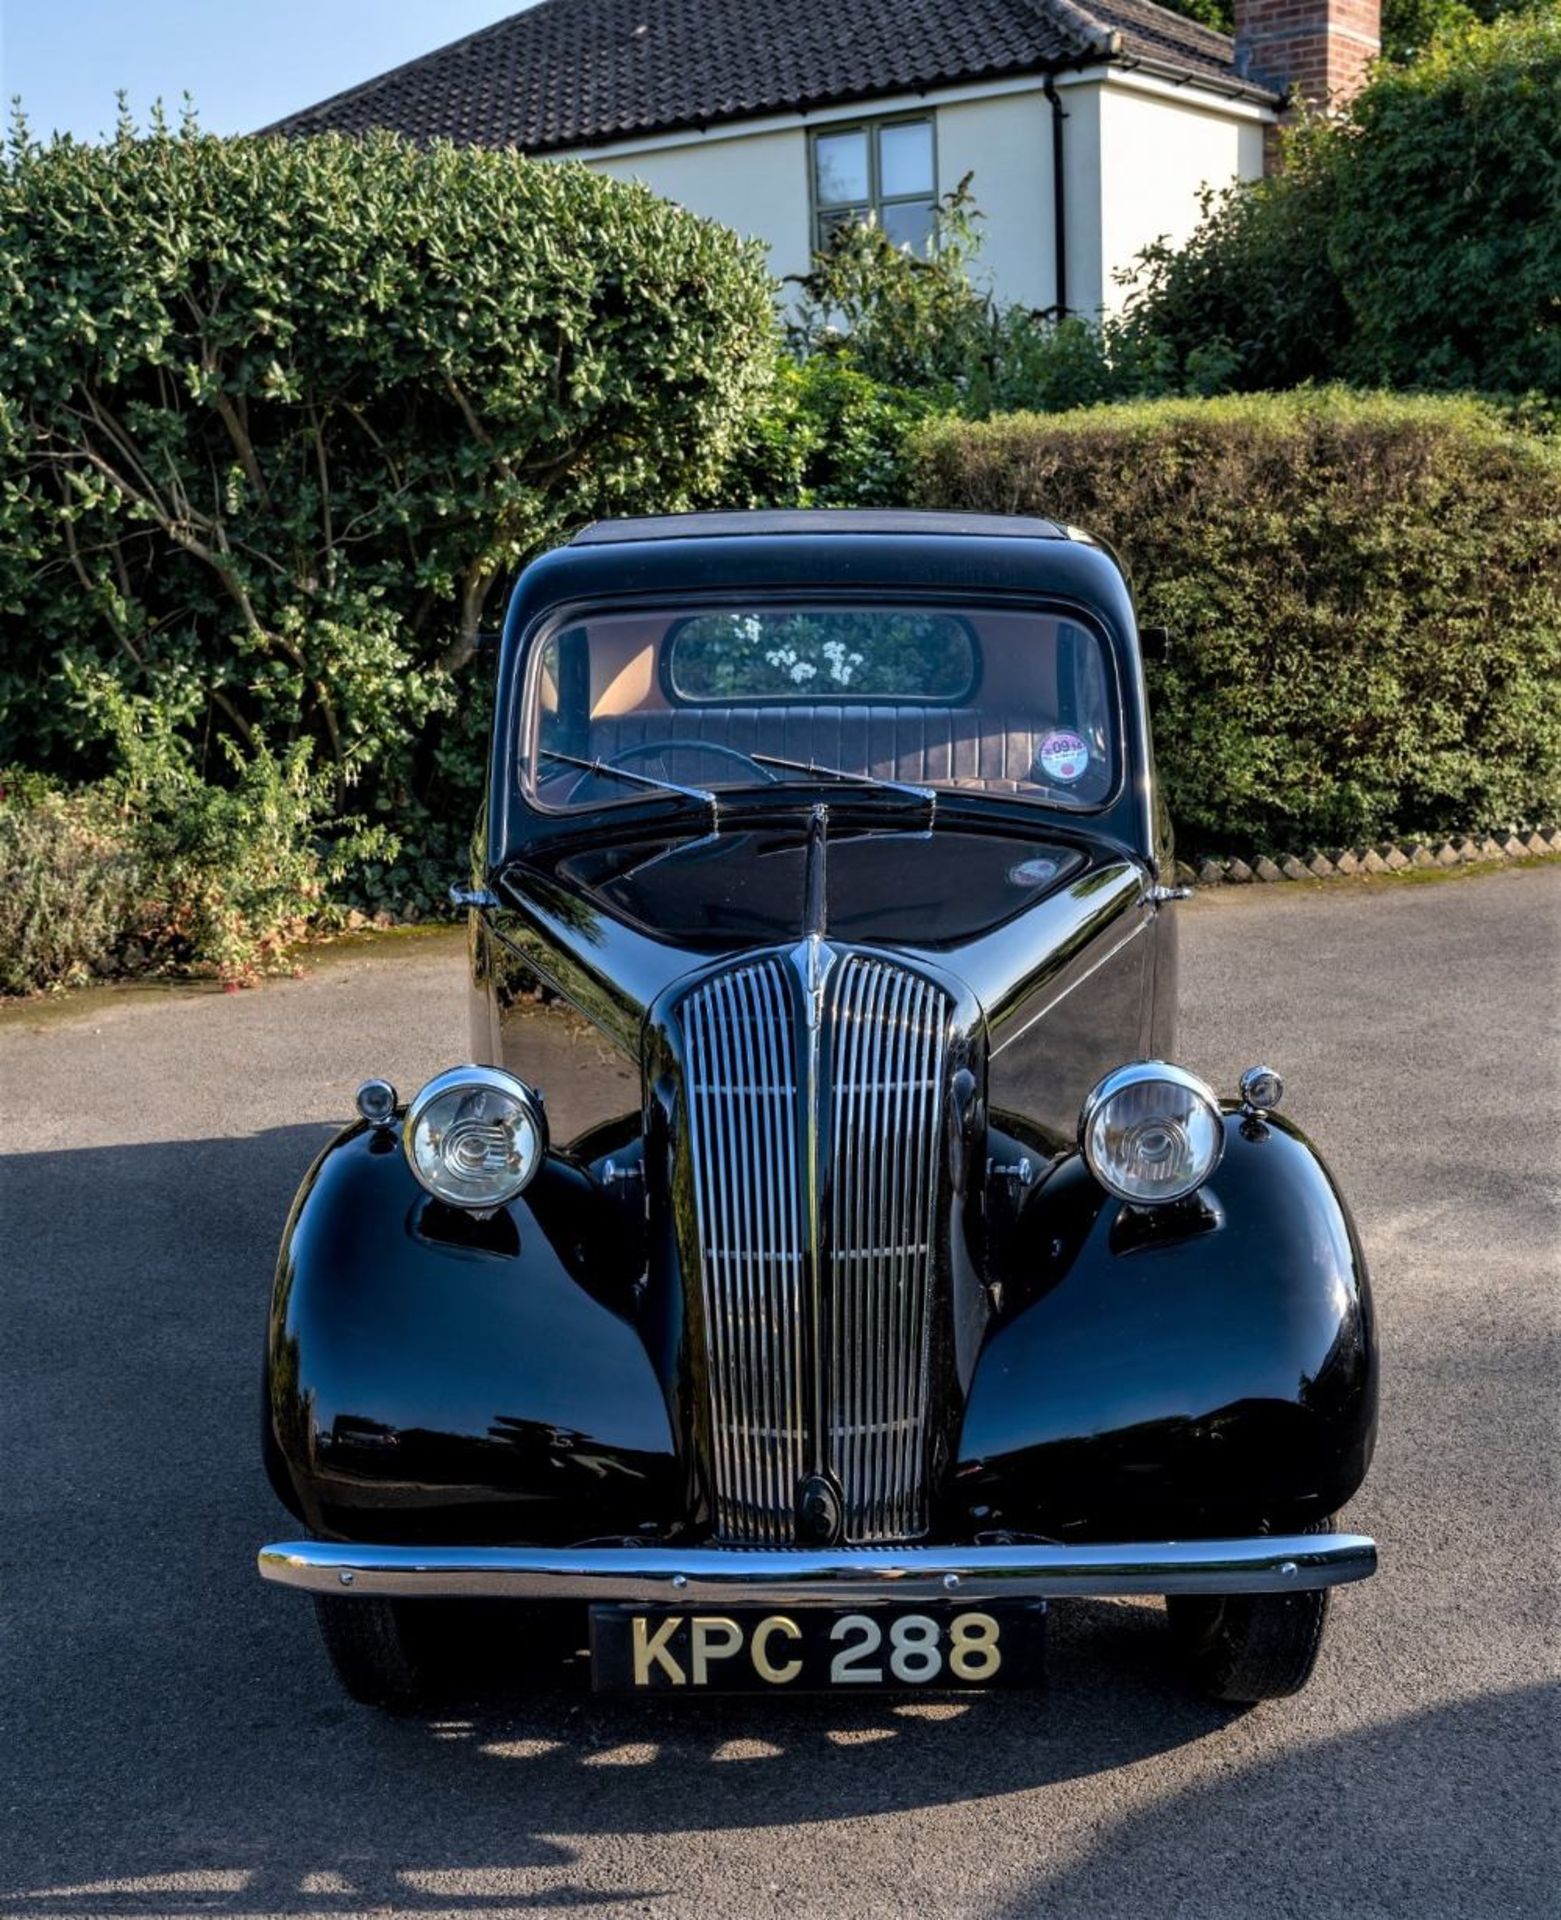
<box><xmin>403</xmin><ymin>1065</ymin><xmax>547</xmax><ymax>1211</ymax></box>
<box><xmin>1079</xmin><ymin>1061</ymin><xmax>1224</xmax><ymax>1207</ymax></box>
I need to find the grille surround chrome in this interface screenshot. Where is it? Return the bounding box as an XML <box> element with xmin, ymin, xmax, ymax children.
<box><xmin>678</xmin><ymin>947</ymin><xmax>952</xmax><ymax>1546</ymax></box>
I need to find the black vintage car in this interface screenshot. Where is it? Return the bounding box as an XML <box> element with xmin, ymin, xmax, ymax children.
<box><xmin>259</xmin><ymin>510</ymin><xmax>1377</xmax><ymax>1710</ymax></box>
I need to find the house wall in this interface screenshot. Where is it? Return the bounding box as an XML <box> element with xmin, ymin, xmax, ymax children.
<box><xmin>1076</xmin><ymin>77</ymin><xmax>1268</xmax><ymax>314</ymax></box>
<box><xmin>587</xmin><ymin>125</ymin><xmax>814</xmax><ymax>286</ymax></box>
<box><xmin>933</xmin><ymin>89</ymin><xmax>1055</xmax><ymax>313</ymax></box>
<box><xmin>567</xmin><ymin>75</ymin><xmax>1267</xmax><ymax>320</ymax></box>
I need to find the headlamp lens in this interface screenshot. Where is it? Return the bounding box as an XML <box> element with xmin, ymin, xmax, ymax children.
<box><xmin>404</xmin><ymin>1067</ymin><xmax>545</xmax><ymax>1209</ymax></box>
<box><xmin>1081</xmin><ymin>1064</ymin><xmax>1223</xmax><ymax>1206</ymax></box>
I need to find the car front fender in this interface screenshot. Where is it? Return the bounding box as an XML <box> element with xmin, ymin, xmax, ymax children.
<box><xmin>956</xmin><ymin>1112</ymin><xmax>1378</xmax><ymax>1538</ymax></box>
<box><xmin>263</xmin><ymin>1122</ymin><xmax>677</xmax><ymax>1543</ymax></box>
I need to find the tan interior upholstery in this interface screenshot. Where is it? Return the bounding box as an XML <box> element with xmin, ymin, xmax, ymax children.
<box><xmin>586</xmin><ymin>705</ymin><xmax>1057</xmax><ymax>793</ymax></box>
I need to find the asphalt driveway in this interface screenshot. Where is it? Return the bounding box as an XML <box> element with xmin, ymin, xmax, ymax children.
<box><xmin>3</xmin><ymin>866</ymin><xmax>1558</xmax><ymax>1918</ymax></box>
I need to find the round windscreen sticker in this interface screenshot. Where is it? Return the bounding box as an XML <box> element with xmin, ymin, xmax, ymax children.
<box><xmin>1008</xmin><ymin>857</ymin><xmax>1060</xmax><ymax>888</ymax></box>
<box><xmin>1037</xmin><ymin>729</ymin><xmax>1090</xmax><ymax>784</ymax></box>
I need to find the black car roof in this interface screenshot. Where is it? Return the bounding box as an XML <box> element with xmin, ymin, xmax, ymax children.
<box><xmin>572</xmin><ymin>509</ymin><xmax>1070</xmax><ymax>545</ymax></box>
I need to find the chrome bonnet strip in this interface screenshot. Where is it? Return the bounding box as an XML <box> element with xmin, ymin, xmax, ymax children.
<box><xmin>260</xmin><ymin>1534</ymin><xmax>1379</xmax><ymax>1603</ymax></box>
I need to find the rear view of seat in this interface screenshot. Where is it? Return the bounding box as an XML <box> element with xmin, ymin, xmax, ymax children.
<box><xmin>587</xmin><ymin>705</ymin><xmax>1051</xmax><ymax>793</ymax></box>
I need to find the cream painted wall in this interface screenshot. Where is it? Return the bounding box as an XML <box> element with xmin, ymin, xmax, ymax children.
<box><xmin>586</xmin><ymin>125</ymin><xmax>814</xmax><ymax>284</ymax></box>
<box><xmin>1057</xmin><ymin>83</ymin><xmax>1105</xmax><ymax>321</ymax></box>
<box><xmin>934</xmin><ymin>89</ymin><xmax>1054</xmax><ymax>313</ymax></box>
<box><xmin>570</xmin><ymin>78</ymin><xmax>1267</xmax><ymax>321</ymax></box>
<box><xmin>1093</xmin><ymin>81</ymin><xmax>1266</xmax><ymax>314</ymax></box>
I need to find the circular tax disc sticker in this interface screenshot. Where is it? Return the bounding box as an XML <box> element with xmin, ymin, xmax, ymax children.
<box><xmin>1009</xmin><ymin>857</ymin><xmax>1060</xmax><ymax>888</ymax></box>
<box><xmin>1037</xmin><ymin>729</ymin><xmax>1090</xmax><ymax>784</ymax></box>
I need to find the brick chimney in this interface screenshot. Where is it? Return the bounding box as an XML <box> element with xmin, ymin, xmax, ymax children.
<box><xmin>1235</xmin><ymin>0</ymin><xmax>1381</xmax><ymax>112</ymax></box>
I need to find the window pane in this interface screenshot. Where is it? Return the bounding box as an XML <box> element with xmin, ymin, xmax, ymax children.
<box><xmin>814</xmin><ymin>130</ymin><xmax>869</xmax><ymax>207</ymax></box>
<box><xmin>817</xmin><ymin>205</ymin><xmax>870</xmax><ymax>250</ymax></box>
<box><xmin>880</xmin><ymin>199</ymin><xmax>937</xmax><ymax>254</ymax></box>
<box><xmin>878</xmin><ymin>120</ymin><xmax>933</xmax><ymax>197</ymax></box>
<box><xmin>525</xmin><ymin>604</ymin><xmax>1117</xmax><ymax>814</ymax></box>
<box><xmin>669</xmin><ymin>609</ymin><xmax>977</xmax><ymax>701</ymax></box>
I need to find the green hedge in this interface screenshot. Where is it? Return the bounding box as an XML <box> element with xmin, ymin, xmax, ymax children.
<box><xmin>0</xmin><ymin>125</ymin><xmax>778</xmax><ymax>916</ymax></box>
<box><xmin>910</xmin><ymin>389</ymin><xmax>1561</xmax><ymax>850</ymax></box>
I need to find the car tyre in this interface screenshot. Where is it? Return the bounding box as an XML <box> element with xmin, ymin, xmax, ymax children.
<box><xmin>1166</xmin><ymin>1521</ymin><xmax>1334</xmax><ymax>1703</ymax></box>
<box><xmin>313</xmin><ymin>1594</ymin><xmax>448</xmax><ymax>1712</ymax></box>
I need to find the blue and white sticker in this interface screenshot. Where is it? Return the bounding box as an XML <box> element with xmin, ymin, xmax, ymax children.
<box><xmin>1037</xmin><ymin>729</ymin><xmax>1089</xmax><ymax>784</ymax></box>
<box><xmin>1008</xmin><ymin>857</ymin><xmax>1060</xmax><ymax>888</ymax></box>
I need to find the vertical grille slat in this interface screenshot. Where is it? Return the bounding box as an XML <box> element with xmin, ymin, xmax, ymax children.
<box><xmin>681</xmin><ymin>950</ymin><xmax>950</xmax><ymax>1546</ymax></box>
<box><xmin>828</xmin><ymin>956</ymin><xmax>948</xmax><ymax>1543</ymax></box>
<box><xmin>683</xmin><ymin>958</ymin><xmax>805</xmax><ymax>1544</ymax></box>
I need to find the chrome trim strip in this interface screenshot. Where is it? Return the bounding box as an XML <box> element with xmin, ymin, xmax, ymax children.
<box><xmin>259</xmin><ymin>1534</ymin><xmax>1378</xmax><ymax>1603</ymax></box>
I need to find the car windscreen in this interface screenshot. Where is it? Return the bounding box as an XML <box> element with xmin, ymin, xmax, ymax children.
<box><xmin>522</xmin><ymin>602</ymin><xmax>1117</xmax><ymax>813</ymax></box>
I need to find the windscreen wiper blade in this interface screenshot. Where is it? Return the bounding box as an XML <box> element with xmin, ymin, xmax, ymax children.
<box><xmin>751</xmin><ymin>752</ymin><xmax>937</xmax><ymax>819</ymax></box>
<box><xmin>539</xmin><ymin>749</ymin><xmax>720</xmax><ymax>820</ymax></box>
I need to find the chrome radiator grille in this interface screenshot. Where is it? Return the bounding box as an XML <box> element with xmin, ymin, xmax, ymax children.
<box><xmin>681</xmin><ymin>950</ymin><xmax>950</xmax><ymax>1546</ymax></box>
<box><xmin>682</xmin><ymin>958</ymin><xmax>806</xmax><ymax>1544</ymax></box>
<box><xmin>828</xmin><ymin>955</ymin><xmax>948</xmax><ymax>1542</ymax></box>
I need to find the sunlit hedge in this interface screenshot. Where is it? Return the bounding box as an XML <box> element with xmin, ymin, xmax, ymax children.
<box><xmin>0</xmin><ymin>125</ymin><xmax>778</xmax><ymax>917</ymax></box>
<box><xmin>911</xmin><ymin>389</ymin><xmax>1561</xmax><ymax>849</ymax></box>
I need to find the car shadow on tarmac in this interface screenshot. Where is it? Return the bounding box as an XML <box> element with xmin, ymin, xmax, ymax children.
<box><xmin>3</xmin><ymin>1124</ymin><xmax>1552</xmax><ymax>1913</ymax></box>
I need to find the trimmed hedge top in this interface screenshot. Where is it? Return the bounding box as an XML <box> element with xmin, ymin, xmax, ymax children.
<box><xmin>910</xmin><ymin>388</ymin><xmax>1561</xmax><ymax>850</ymax></box>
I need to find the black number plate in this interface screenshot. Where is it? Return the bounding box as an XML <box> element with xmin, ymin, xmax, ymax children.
<box><xmin>588</xmin><ymin>1602</ymin><xmax>1045</xmax><ymax>1694</ymax></box>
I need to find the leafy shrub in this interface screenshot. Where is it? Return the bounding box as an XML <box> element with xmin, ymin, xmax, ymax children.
<box><xmin>1329</xmin><ymin>13</ymin><xmax>1561</xmax><ymax>393</ymax></box>
<box><xmin>88</xmin><ymin>676</ymin><xmax>391</xmax><ymax>981</ymax></box>
<box><xmin>911</xmin><ymin>389</ymin><xmax>1561</xmax><ymax>849</ymax></box>
<box><xmin>1124</xmin><ymin>14</ymin><xmax>1561</xmax><ymax>398</ymax></box>
<box><xmin>725</xmin><ymin>353</ymin><xmax>939</xmax><ymax>507</ymax></box>
<box><xmin>0</xmin><ymin>686</ymin><xmax>390</xmax><ymax>991</ymax></box>
<box><xmin>0</xmin><ymin>779</ymin><xmax>143</xmax><ymax>992</ymax></box>
<box><xmin>1120</xmin><ymin>126</ymin><xmax>1350</xmax><ymax>397</ymax></box>
<box><xmin>786</xmin><ymin>184</ymin><xmax>994</xmax><ymax>391</ymax></box>
<box><xmin>784</xmin><ymin>183</ymin><xmax>1177</xmax><ymax>424</ymax></box>
<box><xmin>0</xmin><ymin>118</ymin><xmax>779</xmax><ymax>912</ymax></box>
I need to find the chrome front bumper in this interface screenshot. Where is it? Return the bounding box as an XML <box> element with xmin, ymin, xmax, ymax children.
<box><xmin>258</xmin><ymin>1533</ymin><xmax>1376</xmax><ymax>1604</ymax></box>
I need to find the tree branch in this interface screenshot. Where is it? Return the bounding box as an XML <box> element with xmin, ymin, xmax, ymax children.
<box><xmin>310</xmin><ymin>403</ymin><xmax>334</xmax><ymax>586</ymax></box>
<box><xmin>208</xmin><ymin>685</ymin><xmax>258</xmax><ymax>749</ymax></box>
<box><xmin>213</xmin><ymin>389</ymin><xmax>268</xmax><ymax>501</ymax></box>
<box><xmin>439</xmin><ymin>558</ymin><xmax>496</xmax><ymax>674</ymax></box>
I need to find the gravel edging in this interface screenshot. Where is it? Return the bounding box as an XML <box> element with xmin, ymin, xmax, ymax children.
<box><xmin>1180</xmin><ymin>827</ymin><xmax>1561</xmax><ymax>888</ymax></box>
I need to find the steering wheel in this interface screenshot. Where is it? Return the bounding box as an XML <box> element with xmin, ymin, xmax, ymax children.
<box><xmin>567</xmin><ymin>739</ymin><xmax>779</xmax><ymax>805</ymax></box>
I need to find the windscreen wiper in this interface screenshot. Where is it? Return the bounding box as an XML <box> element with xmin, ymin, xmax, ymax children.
<box><xmin>751</xmin><ymin>752</ymin><xmax>937</xmax><ymax>821</ymax></box>
<box><xmin>538</xmin><ymin>749</ymin><xmax>720</xmax><ymax>822</ymax></box>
